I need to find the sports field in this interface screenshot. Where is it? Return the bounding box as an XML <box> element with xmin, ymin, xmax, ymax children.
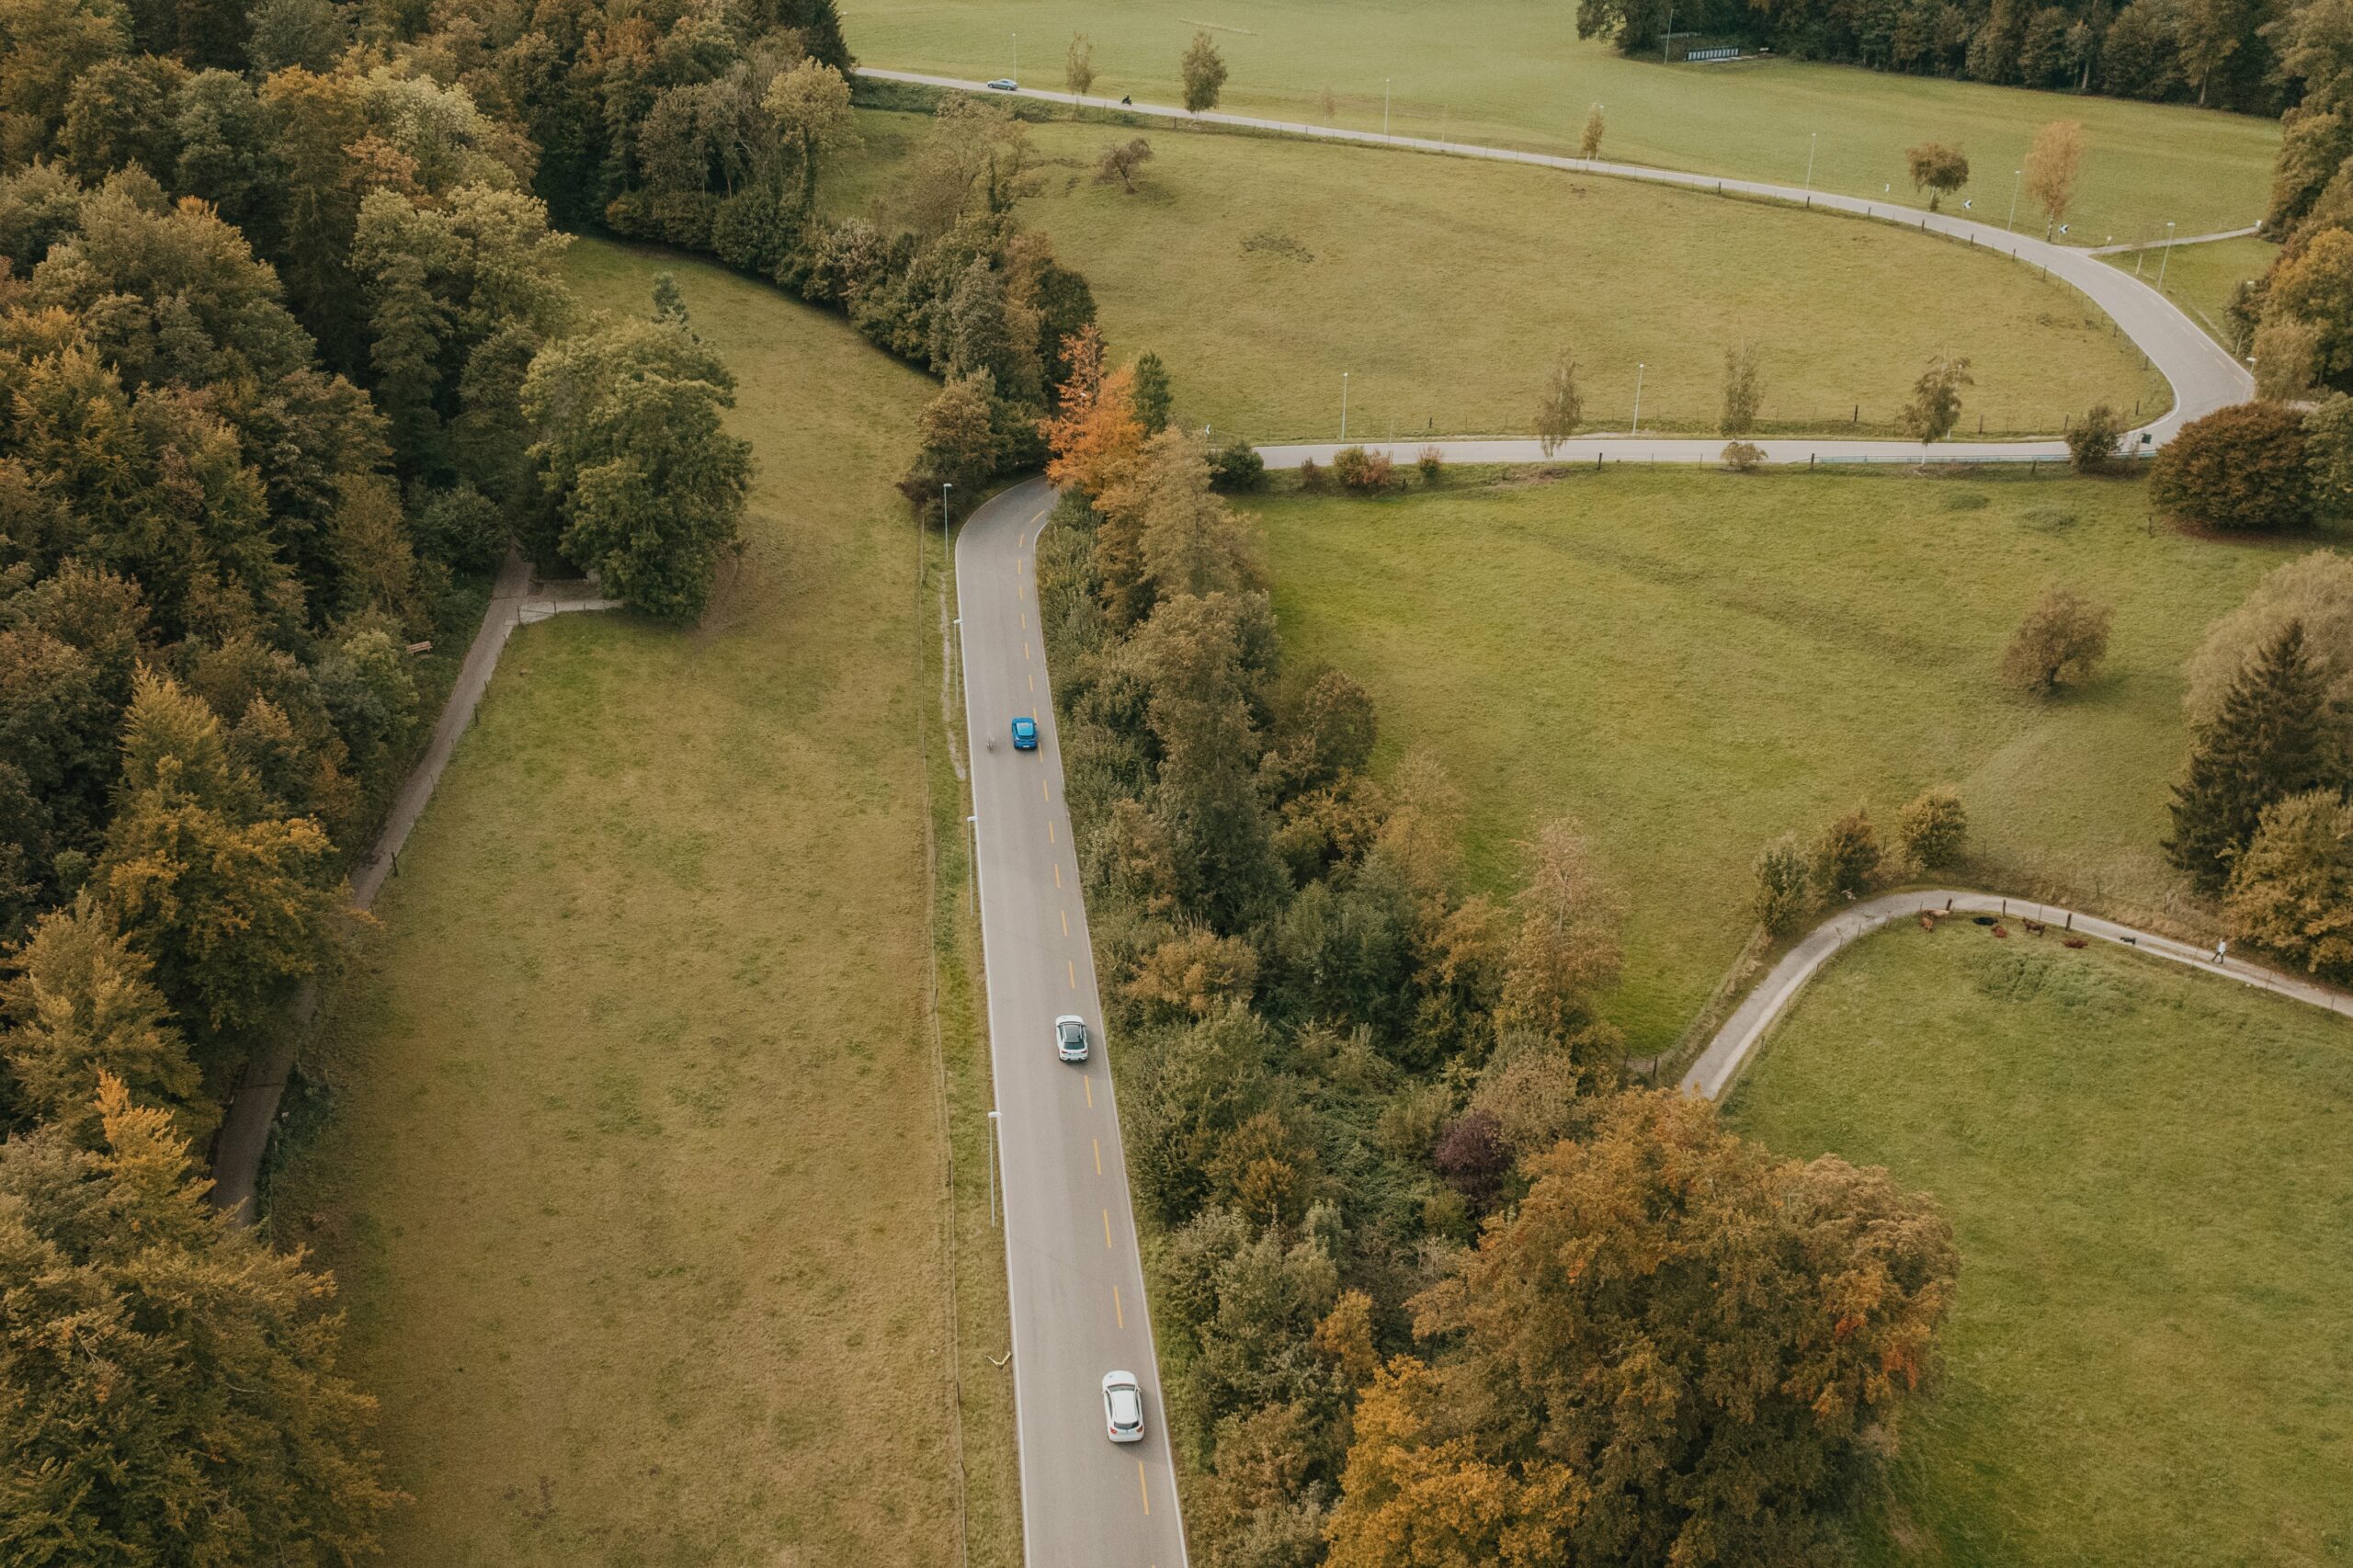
<box><xmin>1728</xmin><ymin>924</ymin><xmax>2353</xmax><ymax>1565</ymax></box>
<box><xmin>265</xmin><ymin>242</ymin><xmax>1019</xmax><ymax>1565</ymax></box>
<box><xmin>844</xmin><ymin>0</ymin><xmax>2275</xmax><ymax>241</ymax></box>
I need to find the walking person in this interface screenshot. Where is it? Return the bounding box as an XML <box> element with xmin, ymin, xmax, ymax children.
<box><xmin>2212</xmin><ymin>937</ymin><xmax>2229</xmax><ymax>965</ymax></box>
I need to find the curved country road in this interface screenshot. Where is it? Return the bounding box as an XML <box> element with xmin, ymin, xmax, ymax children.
<box><xmin>1682</xmin><ymin>889</ymin><xmax>2353</xmax><ymax>1102</ymax></box>
<box><xmin>863</xmin><ymin>68</ymin><xmax>2253</xmax><ymax>464</ymax></box>
<box><xmin>957</xmin><ymin>477</ymin><xmax>1189</xmax><ymax>1568</ymax></box>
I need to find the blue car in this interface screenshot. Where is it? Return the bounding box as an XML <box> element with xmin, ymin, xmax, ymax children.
<box><xmin>1011</xmin><ymin>716</ymin><xmax>1040</xmax><ymax>751</ymax></box>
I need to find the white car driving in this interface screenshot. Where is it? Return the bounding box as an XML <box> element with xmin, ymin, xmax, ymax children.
<box><xmin>1102</xmin><ymin>1371</ymin><xmax>1144</xmax><ymax>1443</ymax></box>
<box><xmin>1055</xmin><ymin>1014</ymin><xmax>1090</xmax><ymax>1062</ymax></box>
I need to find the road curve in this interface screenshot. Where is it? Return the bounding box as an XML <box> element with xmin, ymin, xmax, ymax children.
<box><xmin>957</xmin><ymin>477</ymin><xmax>1190</xmax><ymax>1568</ymax></box>
<box><xmin>1682</xmin><ymin>889</ymin><xmax>2353</xmax><ymax>1101</ymax></box>
<box><xmin>862</xmin><ymin>68</ymin><xmax>2253</xmax><ymax>457</ymax></box>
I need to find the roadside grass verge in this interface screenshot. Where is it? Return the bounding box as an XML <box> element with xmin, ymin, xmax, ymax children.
<box><xmin>835</xmin><ymin>108</ymin><xmax>2168</xmax><ymax>442</ymax></box>
<box><xmin>1724</xmin><ymin>922</ymin><xmax>2353</xmax><ymax>1566</ymax></box>
<box><xmin>842</xmin><ymin>0</ymin><xmax>2274</xmax><ymax>240</ymax></box>
<box><xmin>1249</xmin><ymin>464</ymin><xmax>2340</xmax><ymax>1050</ymax></box>
<box><xmin>2099</xmin><ymin>232</ymin><xmax>2271</xmax><ymax>354</ymax></box>
<box><xmin>265</xmin><ymin>239</ymin><xmax>1020</xmax><ymax>1565</ymax></box>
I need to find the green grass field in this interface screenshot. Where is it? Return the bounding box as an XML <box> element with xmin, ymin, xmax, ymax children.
<box><xmin>843</xmin><ymin>0</ymin><xmax>2276</xmax><ymax>242</ymax></box>
<box><xmin>265</xmin><ymin>242</ymin><xmax>1020</xmax><ymax>1565</ymax></box>
<box><xmin>838</xmin><ymin>109</ymin><xmax>2169</xmax><ymax>440</ymax></box>
<box><xmin>1725</xmin><ymin>924</ymin><xmax>2353</xmax><ymax>1565</ymax></box>
<box><xmin>1251</xmin><ymin>466</ymin><xmax>2338</xmax><ymax>1049</ymax></box>
<box><xmin>2102</xmin><ymin>232</ymin><xmax>2271</xmax><ymax>353</ymax></box>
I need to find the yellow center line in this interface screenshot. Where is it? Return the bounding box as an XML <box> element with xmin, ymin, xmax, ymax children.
<box><xmin>1042</xmin><ymin>778</ymin><xmax>1050</xmax><ymax>801</ymax></box>
<box><xmin>1113</xmin><ymin>1284</ymin><xmax>1125</xmax><ymax>1327</ymax></box>
<box><xmin>1024</xmin><ymin>642</ymin><xmax>1031</xmax><ymax>661</ymax></box>
<box><xmin>1067</xmin><ymin>958</ymin><xmax>1076</xmax><ymax>989</ymax></box>
<box><xmin>1084</xmin><ymin>1075</ymin><xmax>1093</xmax><ymax>1108</ymax></box>
<box><xmin>1061</xmin><ymin>909</ymin><xmax>1070</xmax><ymax>936</ymax></box>
<box><xmin>1020</xmin><ymin>609</ymin><xmax>1027</xmax><ymax>628</ymax></box>
<box><xmin>1093</xmin><ymin>1137</ymin><xmax>1101</xmax><ymax>1174</ymax></box>
<box><xmin>1053</xmin><ymin>863</ymin><xmax>1062</xmax><ymax>889</ymax></box>
<box><xmin>1138</xmin><ymin>1461</ymin><xmax>1150</xmax><ymax>1514</ymax></box>
<box><xmin>1017</xmin><ymin>556</ymin><xmax>1025</xmax><ymax>573</ymax></box>
<box><xmin>1103</xmin><ymin>1209</ymin><xmax>1112</xmax><ymax>1247</ymax></box>
<box><xmin>1018</xmin><ymin>581</ymin><xmax>1026</xmax><ymax>599</ymax></box>
<box><xmin>1028</xmin><ymin>673</ymin><xmax>1035</xmax><ymax>692</ymax></box>
<box><xmin>1048</xmin><ymin>820</ymin><xmax>1056</xmax><ymax>844</ymax></box>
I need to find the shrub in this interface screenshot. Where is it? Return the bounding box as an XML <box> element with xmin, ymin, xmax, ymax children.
<box><xmin>1297</xmin><ymin>457</ymin><xmax>1327</xmax><ymax>494</ymax></box>
<box><xmin>2066</xmin><ymin>403</ymin><xmax>2125</xmax><ymax>472</ymax></box>
<box><xmin>1751</xmin><ymin>835</ymin><xmax>1812</xmax><ymax>934</ymax></box>
<box><xmin>2001</xmin><ymin>585</ymin><xmax>2113</xmax><ymax>695</ymax></box>
<box><xmin>2224</xmin><ymin>789</ymin><xmax>2353</xmax><ymax>980</ymax></box>
<box><xmin>1331</xmin><ymin>445</ymin><xmax>1396</xmax><ymax>494</ymax></box>
<box><xmin>2149</xmin><ymin>402</ymin><xmax>2314</xmax><ymax>531</ymax></box>
<box><xmin>1811</xmin><ymin>810</ymin><xmax>1881</xmax><ymax>902</ymax></box>
<box><xmin>1722</xmin><ymin>440</ymin><xmax>1765</xmax><ymax>472</ymax></box>
<box><xmin>1416</xmin><ymin>445</ymin><xmax>1445</xmax><ymax>484</ymax></box>
<box><xmin>1432</xmin><ymin>1108</ymin><xmax>1511</xmax><ymax>1209</ymax></box>
<box><xmin>1894</xmin><ymin>786</ymin><xmax>1969</xmax><ymax>870</ymax></box>
<box><xmin>1208</xmin><ymin>439</ymin><xmax>1266</xmax><ymax>493</ymax></box>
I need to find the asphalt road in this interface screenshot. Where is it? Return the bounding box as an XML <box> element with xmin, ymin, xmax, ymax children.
<box><xmin>863</xmin><ymin>67</ymin><xmax>2254</xmax><ymax>454</ymax></box>
<box><xmin>957</xmin><ymin>476</ymin><xmax>1190</xmax><ymax>1568</ymax></box>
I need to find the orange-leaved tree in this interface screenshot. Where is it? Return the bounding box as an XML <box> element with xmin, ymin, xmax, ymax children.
<box><xmin>1040</xmin><ymin>325</ymin><xmax>1145</xmax><ymax>498</ymax></box>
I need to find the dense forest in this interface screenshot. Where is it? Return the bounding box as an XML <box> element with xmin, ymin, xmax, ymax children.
<box><xmin>1583</xmin><ymin>0</ymin><xmax>2308</xmax><ymax>114</ymax></box>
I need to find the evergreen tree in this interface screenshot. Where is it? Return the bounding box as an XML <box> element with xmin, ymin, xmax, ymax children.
<box><xmin>1131</xmin><ymin>350</ymin><xmax>1173</xmax><ymax>433</ymax></box>
<box><xmin>2167</xmin><ymin>620</ymin><xmax>2335</xmax><ymax>890</ymax></box>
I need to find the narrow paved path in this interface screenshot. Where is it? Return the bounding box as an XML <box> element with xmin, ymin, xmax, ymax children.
<box><xmin>957</xmin><ymin>478</ymin><xmax>1189</xmax><ymax>1567</ymax></box>
<box><xmin>861</xmin><ymin>68</ymin><xmax>2252</xmax><ymax>458</ymax></box>
<box><xmin>2088</xmin><ymin>224</ymin><xmax>2262</xmax><ymax>255</ymax></box>
<box><xmin>206</xmin><ymin>554</ymin><xmax>618</xmax><ymax>1221</ymax></box>
<box><xmin>1682</xmin><ymin>889</ymin><xmax>2353</xmax><ymax>1102</ymax></box>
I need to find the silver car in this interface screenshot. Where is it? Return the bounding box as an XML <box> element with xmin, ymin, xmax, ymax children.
<box><xmin>1102</xmin><ymin>1371</ymin><xmax>1144</xmax><ymax>1443</ymax></box>
<box><xmin>1054</xmin><ymin>1014</ymin><xmax>1090</xmax><ymax>1062</ymax></box>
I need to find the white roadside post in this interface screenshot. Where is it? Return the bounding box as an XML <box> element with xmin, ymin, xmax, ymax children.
<box><xmin>2156</xmin><ymin>221</ymin><xmax>2177</xmax><ymax>288</ymax></box>
<box><xmin>1804</xmin><ymin>131</ymin><xmax>1817</xmax><ymax>194</ymax></box>
<box><xmin>1341</xmin><ymin>369</ymin><xmax>1351</xmax><ymax>440</ymax></box>
<box><xmin>2006</xmin><ymin>167</ymin><xmax>2021</xmax><ymax>231</ymax></box>
<box><xmin>1631</xmin><ymin>361</ymin><xmax>1645</xmax><ymax>437</ymax></box>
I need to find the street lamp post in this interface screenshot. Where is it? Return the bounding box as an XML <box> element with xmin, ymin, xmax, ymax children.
<box><xmin>1803</xmin><ymin>131</ymin><xmax>1817</xmax><ymax>194</ymax></box>
<box><xmin>1383</xmin><ymin>78</ymin><xmax>1391</xmax><ymax>135</ymax></box>
<box><xmin>1631</xmin><ymin>362</ymin><xmax>1645</xmax><ymax>437</ymax></box>
<box><xmin>1011</xmin><ymin>31</ymin><xmax>1017</xmax><ymax>74</ymax></box>
<box><xmin>2006</xmin><ymin>168</ymin><xmax>2021</xmax><ymax>231</ymax></box>
<box><xmin>1341</xmin><ymin>370</ymin><xmax>1351</xmax><ymax>440</ymax></box>
<box><xmin>2155</xmin><ymin>221</ymin><xmax>2177</xmax><ymax>288</ymax></box>
<box><xmin>940</xmin><ymin>482</ymin><xmax>952</xmax><ymax>561</ymax></box>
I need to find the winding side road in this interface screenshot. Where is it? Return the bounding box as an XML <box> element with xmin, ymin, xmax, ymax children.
<box><xmin>958</xmin><ymin>478</ymin><xmax>1189</xmax><ymax>1568</ymax></box>
<box><xmin>863</xmin><ymin>67</ymin><xmax>2254</xmax><ymax>464</ymax></box>
<box><xmin>1682</xmin><ymin>890</ymin><xmax>2353</xmax><ymax>1102</ymax></box>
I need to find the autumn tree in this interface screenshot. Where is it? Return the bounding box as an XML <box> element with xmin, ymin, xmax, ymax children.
<box><xmin>2224</xmin><ymin>789</ymin><xmax>2353</xmax><ymax>977</ymax></box>
<box><xmin>1496</xmin><ymin>819</ymin><xmax>1623</xmax><ymax>1051</ymax></box>
<box><xmin>1905</xmin><ymin>141</ymin><xmax>1971</xmax><ymax>209</ymax></box>
<box><xmin>0</xmin><ymin>1074</ymin><xmax>400</xmax><ymax>1562</ymax></box>
<box><xmin>2001</xmin><ymin>584</ymin><xmax>2114</xmax><ymax>694</ymax></box>
<box><xmin>1895</xmin><ymin>786</ymin><xmax>1970</xmax><ymax>869</ymax></box>
<box><xmin>1535</xmin><ymin>347</ymin><xmax>1584</xmax><ymax>456</ymax></box>
<box><xmin>1096</xmin><ymin>135</ymin><xmax>1154</xmax><ymax>192</ymax></box>
<box><xmin>1720</xmin><ymin>341</ymin><xmax>1763</xmax><ymax>435</ymax></box>
<box><xmin>1579</xmin><ymin>103</ymin><xmax>1605</xmax><ymax>159</ymax></box>
<box><xmin>1326</xmin><ymin>1091</ymin><xmax>1957</xmax><ymax>1568</ymax></box>
<box><xmin>2150</xmin><ymin>402</ymin><xmax>2313</xmax><ymax>532</ymax></box>
<box><xmin>1898</xmin><ymin>354</ymin><xmax>1972</xmax><ymax>443</ymax></box>
<box><xmin>1752</xmin><ymin>835</ymin><xmax>1812</xmax><ymax>933</ymax></box>
<box><xmin>2168</xmin><ymin>619</ymin><xmax>2335</xmax><ymax>890</ymax></box>
<box><xmin>1065</xmin><ymin>32</ymin><xmax>1096</xmax><ymax>101</ymax></box>
<box><xmin>2184</xmin><ymin>550</ymin><xmax>2353</xmax><ymax>757</ymax></box>
<box><xmin>521</xmin><ymin>315</ymin><xmax>754</xmax><ymax>620</ymax></box>
<box><xmin>2261</xmin><ymin>229</ymin><xmax>2353</xmax><ymax>391</ymax></box>
<box><xmin>2068</xmin><ymin>403</ymin><xmax>2125</xmax><ymax>471</ymax></box>
<box><xmin>766</xmin><ymin>60</ymin><xmax>858</xmax><ymax>212</ymax></box>
<box><xmin>1811</xmin><ymin>807</ymin><xmax>1882</xmax><ymax>901</ymax></box>
<box><xmin>906</xmin><ymin>370</ymin><xmax>1003</xmax><ymax>515</ymax></box>
<box><xmin>1181</xmin><ymin>31</ymin><xmax>1229</xmax><ymax>114</ymax></box>
<box><xmin>2023</xmin><ymin>119</ymin><xmax>2085</xmax><ymax>236</ymax></box>
<box><xmin>1041</xmin><ymin>329</ymin><xmax>1146</xmax><ymax>497</ymax></box>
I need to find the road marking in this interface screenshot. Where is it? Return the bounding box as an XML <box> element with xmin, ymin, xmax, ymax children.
<box><xmin>1024</xmin><ymin>642</ymin><xmax>1031</xmax><ymax>661</ymax></box>
<box><xmin>1048</xmin><ymin>820</ymin><xmax>1055</xmax><ymax>843</ymax></box>
<box><xmin>1113</xmin><ymin>1284</ymin><xmax>1125</xmax><ymax>1327</ymax></box>
<box><xmin>1067</xmin><ymin>958</ymin><xmax>1076</xmax><ymax>988</ymax></box>
<box><xmin>1103</xmin><ymin>1209</ymin><xmax>1112</xmax><ymax>1247</ymax></box>
<box><xmin>1053</xmin><ymin>863</ymin><xmax>1062</xmax><ymax>889</ymax></box>
<box><xmin>1020</xmin><ymin>609</ymin><xmax>1027</xmax><ymax>628</ymax></box>
<box><xmin>1061</xmin><ymin>908</ymin><xmax>1070</xmax><ymax>936</ymax></box>
<box><xmin>1138</xmin><ymin>1461</ymin><xmax>1149</xmax><ymax>1514</ymax></box>
<box><xmin>1093</xmin><ymin>1137</ymin><xmax>1101</xmax><ymax>1174</ymax></box>
<box><xmin>1028</xmin><ymin>673</ymin><xmax>1034</xmax><ymax>692</ymax></box>
<box><xmin>1042</xmin><ymin>778</ymin><xmax>1050</xmax><ymax>801</ymax></box>
<box><xmin>1084</xmin><ymin>1075</ymin><xmax>1092</xmax><ymax>1108</ymax></box>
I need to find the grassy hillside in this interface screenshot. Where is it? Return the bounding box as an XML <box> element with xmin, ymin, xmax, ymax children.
<box><xmin>843</xmin><ymin>0</ymin><xmax>2275</xmax><ymax>241</ymax></box>
<box><xmin>1726</xmin><ymin>924</ymin><xmax>2353</xmax><ymax>1566</ymax></box>
<box><xmin>265</xmin><ymin>242</ymin><xmax>1019</xmax><ymax>1566</ymax></box>
<box><xmin>1250</xmin><ymin>465</ymin><xmax>2334</xmax><ymax>1048</ymax></box>
<box><xmin>837</xmin><ymin>109</ymin><xmax>2169</xmax><ymax>441</ymax></box>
